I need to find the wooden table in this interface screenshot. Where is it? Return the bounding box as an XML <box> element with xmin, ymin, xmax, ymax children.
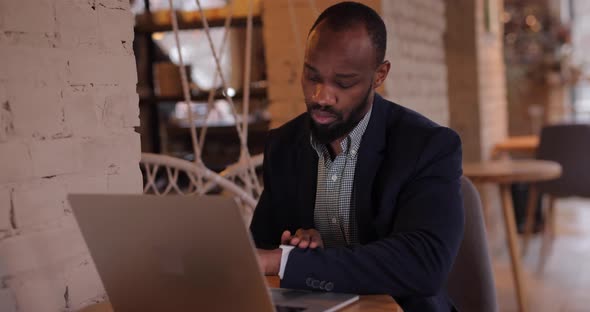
<box><xmin>463</xmin><ymin>160</ymin><xmax>562</xmax><ymax>312</ymax></box>
<box><xmin>491</xmin><ymin>135</ymin><xmax>539</xmax><ymax>159</ymax></box>
<box><xmin>80</xmin><ymin>276</ymin><xmax>401</xmax><ymax>312</ymax></box>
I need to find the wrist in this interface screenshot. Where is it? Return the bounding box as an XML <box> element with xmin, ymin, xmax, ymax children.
<box><xmin>270</xmin><ymin>248</ymin><xmax>283</xmax><ymax>275</ymax></box>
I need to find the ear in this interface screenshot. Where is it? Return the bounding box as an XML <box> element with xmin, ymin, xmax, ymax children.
<box><xmin>373</xmin><ymin>61</ymin><xmax>391</xmax><ymax>89</ymax></box>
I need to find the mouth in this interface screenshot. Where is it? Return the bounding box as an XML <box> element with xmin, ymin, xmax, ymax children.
<box><xmin>311</xmin><ymin>110</ymin><xmax>337</xmax><ymax>125</ymax></box>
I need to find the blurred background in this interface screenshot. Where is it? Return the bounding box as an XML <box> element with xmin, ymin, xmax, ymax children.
<box><xmin>1</xmin><ymin>0</ymin><xmax>590</xmax><ymax>311</ymax></box>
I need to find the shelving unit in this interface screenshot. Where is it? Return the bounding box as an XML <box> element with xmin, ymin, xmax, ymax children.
<box><xmin>139</xmin><ymin>86</ymin><xmax>267</xmax><ymax>104</ymax></box>
<box><xmin>135</xmin><ymin>0</ymin><xmax>267</xmax><ymax>156</ymax></box>
<box><xmin>134</xmin><ymin>15</ymin><xmax>262</xmax><ymax>33</ymax></box>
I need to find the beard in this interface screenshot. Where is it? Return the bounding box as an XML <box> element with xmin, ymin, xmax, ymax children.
<box><xmin>307</xmin><ymin>85</ymin><xmax>373</xmax><ymax>145</ymax></box>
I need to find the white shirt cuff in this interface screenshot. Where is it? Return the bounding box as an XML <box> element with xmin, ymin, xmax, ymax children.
<box><xmin>278</xmin><ymin>245</ymin><xmax>295</xmax><ymax>279</ymax></box>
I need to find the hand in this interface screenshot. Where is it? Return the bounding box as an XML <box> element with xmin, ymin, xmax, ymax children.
<box><xmin>256</xmin><ymin>248</ymin><xmax>282</xmax><ymax>276</ymax></box>
<box><xmin>281</xmin><ymin>228</ymin><xmax>324</xmax><ymax>249</ymax></box>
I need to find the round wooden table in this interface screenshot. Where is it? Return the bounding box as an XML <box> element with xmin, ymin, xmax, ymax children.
<box><xmin>491</xmin><ymin>135</ymin><xmax>539</xmax><ymax>159</ymax></box>
<box><xmin>463</xmin><ymin>159</ymin><xmax>562</xmax><ymax>312</ymax></box>
<box><xmin>79</xmin><ymin>276</ymin><xmax>402</xmax><ymax>312</ymax></box>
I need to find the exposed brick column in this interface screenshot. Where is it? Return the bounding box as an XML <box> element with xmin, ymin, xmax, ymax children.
<box><xmin>382</xmin><ymin>0</ymin><xmax>449</xmax><ymax>126</ymax></box>
<box><xmin>446</xmin><ymin>0</ymin><xmax>508</xmax><ymax>243</ymax></box>
<box><xmin>476</xmin><ymin>0</ymin><xmax>508</xmax><ymax>161</ymax></box>
<box><xmin>446</xmin><ymin>0</ymin><xmax>507</xmax><ymax>162</ymax></box>
<box><xmin>0</xmin><ymin>0</ymin><xmax>141</xmax><ymax>310</ymax></box>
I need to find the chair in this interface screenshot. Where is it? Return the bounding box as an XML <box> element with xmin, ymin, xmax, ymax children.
<box><xmin>140</xmin><ymin>153</ymin><xmax>261</xmax><ymax>225</ymax></box>
<box><xmin>446</xmin><ymin>176</ymin><xmax>498</xmax><ymax>312</ymax></box>
<box><xmin>524</xmin><ymin>124</ymin><xmax>590</xmax><ymax>264</ymax></box>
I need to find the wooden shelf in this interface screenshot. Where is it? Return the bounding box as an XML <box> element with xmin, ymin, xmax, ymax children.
<box><xmin>135</xmin><ymin>15</ymin><xmax>262</xmax><ymax>33</ymax></box>
<box><xmin>133</xmin><ymin>3</ymin><xmax>266</xmax><ymax>154</ymax></box>
<box><xmin>140</xmin><ymin>87</ymin><xmax>267</xmax><ymax>104</ymax></box>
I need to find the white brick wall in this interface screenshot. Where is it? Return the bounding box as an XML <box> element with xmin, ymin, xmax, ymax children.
<box><xmin>0</xmin><ymin>141</ymin><xmax>34</xmax><ymax>184</ymax></box>
<box><xmin>446</xmin><ymin>0</ymin><xmax>507</xmax><ymax>161</ymax></box>
<box><xmin>445</xmin><ymin>0</ymin><xmax>507</xmax><ymax>226</ymax></box>
<box><xmin>476</xmin><ymin>0</ymin><xmax>507</xmax><ymax>160</ymax></box>
<box><xmin>55</xmin><ymin>0</ymin><xmax>100</xmax><ymax>50</ymax></box>
<box><xmin>382</xmin><ymin>0</ymin><xmax>449</xmax><ymax>126</ymax></box>
<box><xmin>0</xmin><ymin>187</ymin><xmax>12</xmax><ymax>231</ymax></box>
<box><xmin>12</xmin><ymin>179</ymin><xmax>69</xmax><ymax>230</ymax></box>
<box><xmin>30</xmin><ymin>139</ymin><xmax>83</xmax><ymax>177</ymax></box>
<box><xmin>573</xmin><ymin>0</ymin><xmax>590</xmax><ymax>67</ymax></box>
<box><xmin>62</xmin><ymin>90</ymin><xmax>101</xmax><ymax>137</ymax></box>
<box><xmin>10</xmin><ymin>86</ymin><xmax>69</xmax><ymax>139</ymax></box>
<box><xmin>0</xmin><ymin>288</ymin><xmax>17</xmax><ymax>312</ymax></box>
<box><xmin>9</xmin><ymin>272</ymin><xmax>68</xmax><ymax>312</ymax></box>
<box><xmin>64</xmin><ymin>257</ymin><xmax>105</xmax><ymax>309</ymax></box>
<box><xmin>0</xmin><ymin>0</ymin><xmax>141</xmax><ymax>311</ymax></box>
<box><xmin>1</xmin><ymin>0</ymin><xmax>55</xmax><ymax>33</ymax></box>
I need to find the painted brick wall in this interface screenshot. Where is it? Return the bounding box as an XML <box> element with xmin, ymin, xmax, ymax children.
<box><xmin>446</xmin><ymin>0</ymin><xmax>507</xmax><ymax>233</ymax></box>
<box><xmin>476</xmin><ymin>0</ymin><xmax>508</xmax><ymax>160</ymax></box>
<box><xmin>447</xmin><ymin>0</ymin><xmax>507</xmax><ymax>162</ymax></box>
<box><xmin>573</xmin><ymin>0</ymin><xmax>590</xmax><ymax>68</ymax></box>
<box><xmin>382</xmin><ymin>0</ymin><xmax>449</xmax><ymax>126</ymax></box>
<box><xmin>0</xmin><ymin>0</ymin><xmax>142</xmax><ymax>311</ymax></box>
<box><xmin>446</xmin><ymin>0</ymin><xmax>481</xmax><ymax>161</ymax></box>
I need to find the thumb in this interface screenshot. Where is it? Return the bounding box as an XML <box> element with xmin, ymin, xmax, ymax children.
<box><xmin>280</xmin><ymin>230</ymin><xmax>292</xmax><ymax>244</ymax></box>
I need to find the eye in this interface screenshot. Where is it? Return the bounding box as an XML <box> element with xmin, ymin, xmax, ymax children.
<box><xmin>306</xmin><ymin>74</ymin><xmax>321</xmax><ymax>83</ymax></box>
<box><xmin>336</xmin><ymin>81</ymin><xmax>355</xmax><ymax>89</ymax></box>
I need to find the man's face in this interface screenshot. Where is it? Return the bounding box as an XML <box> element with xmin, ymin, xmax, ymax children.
<box><xmin>301</xmin><ymin>22</ymin><xmax>387</xmax><ymax>144</ymax></box>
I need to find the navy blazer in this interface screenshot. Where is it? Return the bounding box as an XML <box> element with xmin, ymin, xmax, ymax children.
<box><xmin>250</xmin><ymin>94</ymin><xmax>464</xmax><ymax>312</ymax></box>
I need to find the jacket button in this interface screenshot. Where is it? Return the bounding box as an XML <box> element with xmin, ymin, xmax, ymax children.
<box><xmin>306</xmin><ymin>278</ymin><xmax>313</xmax><ymax>287</ymax></box>
<box><xmin>325</xmin><ymin>282</ymin><xmax>334</xmax><ymax>291</ymax></box>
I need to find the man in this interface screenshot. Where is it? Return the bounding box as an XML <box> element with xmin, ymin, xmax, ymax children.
<box><xmin>251</xmin><ymin>2</ymin><xmax>464</xmax><ymax>311</ymax></box>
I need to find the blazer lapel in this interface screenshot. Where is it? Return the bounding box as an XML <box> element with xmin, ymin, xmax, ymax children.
<box><xmin>295</xmin><ymin>116</ymin><xmax>318</xmax><ymax>229</ymax></box>
<box><xmin>355</xmin><ymin>94</ymin><xmax>388</xmax><ymax>243</ymax></box>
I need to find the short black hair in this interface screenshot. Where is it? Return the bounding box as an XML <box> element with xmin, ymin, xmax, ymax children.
<box><xmin>309</xmin><ymin>2</ymin><xmax>387</xmax><ymax>65</ymax></box>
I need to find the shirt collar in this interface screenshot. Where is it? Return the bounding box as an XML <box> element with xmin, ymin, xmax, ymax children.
<box><xmin>310</xmin><ymin>105</ymin><xmax>373</xmax><ymax>157</ymax></box>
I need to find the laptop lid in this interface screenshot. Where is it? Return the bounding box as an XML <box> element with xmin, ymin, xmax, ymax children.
<box><xmin>69</xmin><ymin>194</ymin><xmax>274</xmax><ymax>312</ymax></box>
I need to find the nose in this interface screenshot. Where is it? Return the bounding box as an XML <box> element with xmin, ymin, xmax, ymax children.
<box><xmin>312</xmin><ymin>83</ymin><xmax>336</xmax><ymax>107</ymax></box>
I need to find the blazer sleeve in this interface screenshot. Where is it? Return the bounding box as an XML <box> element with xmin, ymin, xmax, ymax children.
<box><xmin>249</xmin><ymin>131</ymin><xmax>281</xmax><ymax>249</ymax></box>
<box><xmin>280</xmin><ymin>128</ymin><xmax>464</xmax><ymax>298</ymax></box>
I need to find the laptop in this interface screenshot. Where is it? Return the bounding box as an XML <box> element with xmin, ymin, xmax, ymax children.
<box><xmin>68</xmin><ymin>194</ymin><xmax>359</xmax><ymax>312</ymax></box>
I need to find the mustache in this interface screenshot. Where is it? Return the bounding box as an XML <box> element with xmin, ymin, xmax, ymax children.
<box><xmin>308</xmin><ymin>103</ymin><xmax>339</xmax><ymax>116</ymax></box>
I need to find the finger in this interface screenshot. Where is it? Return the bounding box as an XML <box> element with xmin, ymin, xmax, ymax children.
<box><xmin>290</xmin><ymin>236</ymin><xmax>301</xmax><ymax>246</ymax></box>
<box><xmin>290</xmin><ymin>229</ymin><xmax>305</xmax><ymax>246</ymax></box>
<box><xmin>281</xmin><ymin>230</ymin><xmax>292</xmax><ymax>244</ymax></box>
<box><xmin>299</xmin><ymin>240</ymin><xmax>310</xmax><ymax>248</ymax></box>
<box><xmin>308</xmin><ymin>233</ymin><xmax>318</xmax><ymax>248</ymax></box>
<box><xmin>310</xmin><ymin>233</ymin><xmax>322</xmax><ymax>248</ymax></box>
<box><xmin>298</xmin><ymin>232</ymin><xmax>311</xmax><ymax>249</ymax></box>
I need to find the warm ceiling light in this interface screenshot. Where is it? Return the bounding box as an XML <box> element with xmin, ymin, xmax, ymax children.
<box><xmin>526</xmin><ymin>15</ymin><xmax>538</xmax><ymax>27</ymax></box>
<box><xmin>225</xmin><ymin>87</ymin><xmax>236</xmax><ymax>97</ymax></box>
